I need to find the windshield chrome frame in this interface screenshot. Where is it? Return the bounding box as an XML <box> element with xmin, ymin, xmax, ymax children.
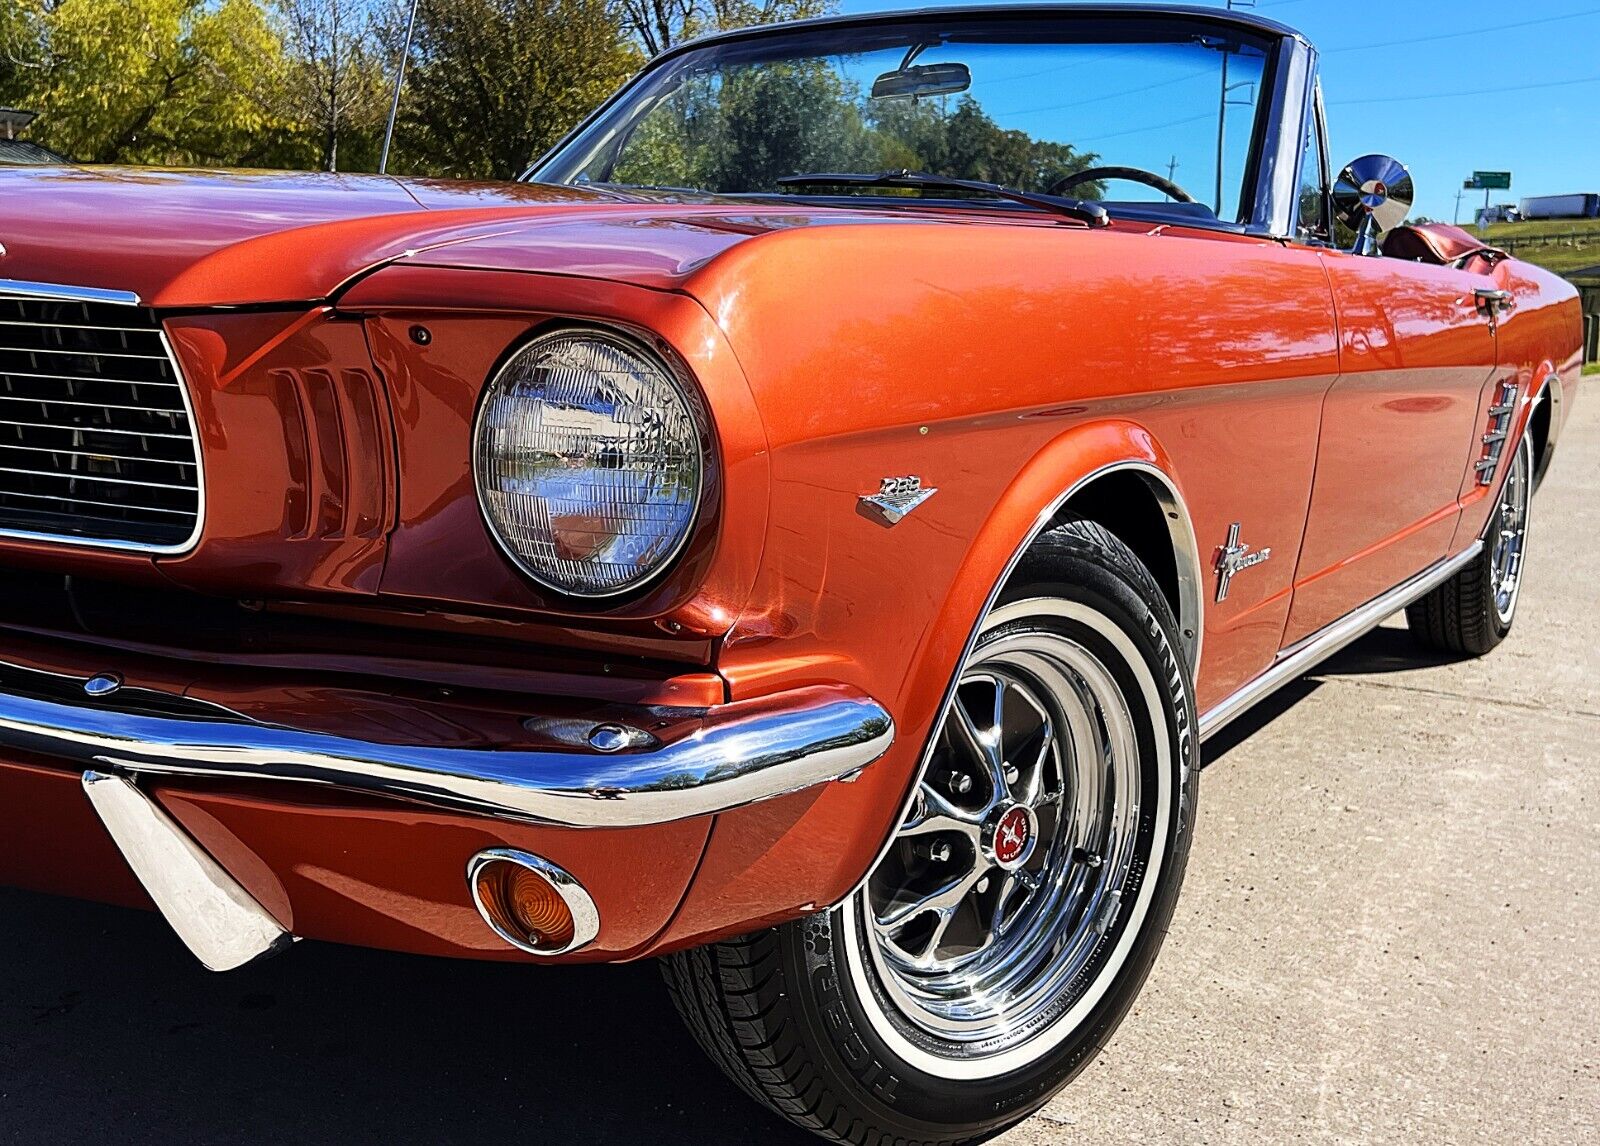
<box><xmin>526</xmin><ymin>4</ymin><xmax>1314</xmax><ymax>240</ymax></box>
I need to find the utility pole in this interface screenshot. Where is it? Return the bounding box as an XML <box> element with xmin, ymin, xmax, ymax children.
<box><xmin>1454</xmin><ymin>186</ymin><xmax>1465</xmax><ymax>225</ymax></box>
<box><xmin>1166</xmin><ymin>155</ymin><xmax>1179</xmax><ymax>202</ymax></box>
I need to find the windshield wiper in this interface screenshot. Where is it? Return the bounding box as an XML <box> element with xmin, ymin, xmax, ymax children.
<box><xmin>775</xmin><ymin>170</ymin><xmax>1110</xmax><ymax>227</ymax></box>
<box><xmin>589</xmin><ymin>181</ymin><xmax>714</xmax><ymax>197</ymax></box>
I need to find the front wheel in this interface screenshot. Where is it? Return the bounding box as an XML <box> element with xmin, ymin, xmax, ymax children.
<box><xmin>663</xmin><ymin>519</ymin><xmax>1199</xmax><ymax>1144</ymax></box>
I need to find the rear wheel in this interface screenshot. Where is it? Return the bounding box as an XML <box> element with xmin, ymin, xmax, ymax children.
<box><xmin>1408</xmin><ymin>431</ymin><xmax>1533</xmax><ymax>656</ymax></box>
<box><xmin>663</xmin><ymin>519</ymin><xmax>1199</xmax><ymax>1144</ymax></box>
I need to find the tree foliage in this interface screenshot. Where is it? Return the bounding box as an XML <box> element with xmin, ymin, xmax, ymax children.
<box><xmin>274</xmin><ymin>0</ymin><xmax>390</xmax><ymax>171</ymax></box>
<box><xmin>617</xmin><ymin>0</ymin><xmax>831</xmax><ymax>58</ymax></box>
<box><xmin>0</xmin><ymin>0</ymin><xmax>1094</xmax><ymax>195</ymax></box>
<box><xmin>10</xmin><ymin>0</ymin><xmax>302</xmax><ymax>166</ymax></box>
<box><xmin>607</xmin><ymin>74</ymin><xmax>1100</xmax><ymax>198</ymax></box>
<box><xmin>388</xmin><ymin>0</ymin><xmax>639</xmax><ymax>180</ymax></box>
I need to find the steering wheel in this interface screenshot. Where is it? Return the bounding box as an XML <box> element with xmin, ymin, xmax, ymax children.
<box><xmin>1048</xmin><ymin>166</ymin><xmax>1197</xmax><ymax>204</ymax></box>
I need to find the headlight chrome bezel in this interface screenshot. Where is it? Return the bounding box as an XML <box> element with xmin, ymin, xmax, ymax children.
<box><xmin>470</xmin><ymin>324</ymin><xmax>711</xmax><ymax>601</ymax></box>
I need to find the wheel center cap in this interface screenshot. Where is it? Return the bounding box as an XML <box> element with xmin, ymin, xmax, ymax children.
<box><xmin>988</xmin><ymin>804</ymin><xmax>1036</xmax><ymax>870</ymax></box>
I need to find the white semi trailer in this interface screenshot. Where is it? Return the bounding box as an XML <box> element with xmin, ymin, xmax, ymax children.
<box><xmin>1519</xmin><ymin>193</ymin><xmax>1600</xmax><ymax>220</ymax></box>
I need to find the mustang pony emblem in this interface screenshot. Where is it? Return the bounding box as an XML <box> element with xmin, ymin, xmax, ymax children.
<box><xmin>993</xmin><ymin>806</ymin><xmax>1032</xmax><ymax>866</ymax></box>
<box><xmin>1215</xmin><ymin>522</ymin><xmax>1271</xmax><ymax>603</ymax></box>
<box><xmin>859</xmin><ymin>475</ymin><xmax>938</xmax><ymax>526</ymax></box>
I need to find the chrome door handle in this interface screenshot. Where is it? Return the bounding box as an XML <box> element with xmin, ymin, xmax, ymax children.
<box><xmin>1474</xmin><ymin>288</ymin><xmax>1513</xmax><ymax>316</ymax></box>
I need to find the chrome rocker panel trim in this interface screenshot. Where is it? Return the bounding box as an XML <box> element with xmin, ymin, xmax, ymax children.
<box><xmin>4</xmin><ymin>684</ymin><xmax>895</xmax><ymax>828</ymax></box>
<box><xmin>1198</xmin><ymin>541</ymin><xmax>1484</xmax><ymax>740</ymax></box>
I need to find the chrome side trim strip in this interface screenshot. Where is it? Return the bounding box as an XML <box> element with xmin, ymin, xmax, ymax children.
<box><xmin>7</xmin><ymin>685</ymin><xmax>893</xmax><ymax>828</ymax></box>
<box><xmin>81</xmin><ymin>770</ymin><xmax>294</xmax><ymax>971</ymax></box>
<box><xmin>0</xmin><ymin>278</ymin><xmax>142</xmax><ymax>307</ymax></box>
<box><xmin>1198</xmin><ymin>542</ymin><xmax>1484</xmax><ymax>740</ymax></box>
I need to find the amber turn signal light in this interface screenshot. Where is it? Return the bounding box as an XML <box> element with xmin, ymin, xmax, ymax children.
<box><xmin>466</xmin><ymin>849</ymin><xmax>600</xmax><ymax>956</ymax></box>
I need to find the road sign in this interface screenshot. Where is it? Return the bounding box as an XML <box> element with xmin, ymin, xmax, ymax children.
<box><xmin>1468</xmin><ymin>171</ymin><xmax>1513</xmax><ymax>190</ymax></box>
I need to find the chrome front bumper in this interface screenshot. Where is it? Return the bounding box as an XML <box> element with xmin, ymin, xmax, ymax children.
<box><xmin>0</xmin><ymin>681</ymin><xmax>895</xmax><ymax>828</ymax></box>
<box><xmin>12</xmin><ymin>677</ymin><xmax>892</xmax><ymax>972</ymax></box>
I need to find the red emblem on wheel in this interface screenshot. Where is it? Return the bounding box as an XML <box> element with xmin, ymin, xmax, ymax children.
<box><xmin>994</xmin><ymin>806</ymin><xmax>1031</xmax><ymax>866</ymax></box>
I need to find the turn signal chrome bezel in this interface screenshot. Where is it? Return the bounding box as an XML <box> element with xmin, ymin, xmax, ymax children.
<box><xmin>467</xmin><ymin>848</ymin><xmax>600</xmax><ymax>956</ymax></box>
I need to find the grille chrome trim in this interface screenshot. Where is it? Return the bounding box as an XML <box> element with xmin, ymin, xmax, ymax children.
<box><xmin>0</xmin><ymin>281</ymin><xmax>205</xmax><ymax>554</ymax></box>
<box><xmin>0</xmin><ymin>278</ymin><xmax>143</xmax><ymax>306</ymax></box>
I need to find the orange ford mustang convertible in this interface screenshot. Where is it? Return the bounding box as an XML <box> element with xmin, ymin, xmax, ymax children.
<box><xmin>0</xmin><ymin>4</ymin><xmax>1583</xmax><ymax>1141</ymax></box>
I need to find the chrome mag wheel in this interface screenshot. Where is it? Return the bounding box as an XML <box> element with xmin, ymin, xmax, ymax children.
<box><xmin>1491</xmin><ymin>434</ymin><xmax>1532</xmax><ymax>624</ymax></box>
<box><xmin>845</xmin><ymin>597</ymin><xmax>1171</xmax><ymax>1077</ymax></box>
<box><xmin>664</xmin><ymin>520</ymin><xmax>1196</xmax><ymax>1140</ymax></box>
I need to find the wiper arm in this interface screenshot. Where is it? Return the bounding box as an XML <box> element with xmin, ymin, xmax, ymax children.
<box><xmin>589</xmin><ymin>181</ymin><xmax>714</xmax><ymax>197</ymax></box>
<box><xmin>775</xmin><ymin>170</ymin><xmax>1110</xmax><ymax>227</ymax></box>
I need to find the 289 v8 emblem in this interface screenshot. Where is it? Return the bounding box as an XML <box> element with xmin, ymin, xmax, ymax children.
<box><xmin>859</xmin><ymin>475</ymin><xmax>938</xmax><ymax>526</ymax></box>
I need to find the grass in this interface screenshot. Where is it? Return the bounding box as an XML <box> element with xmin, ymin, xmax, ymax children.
<box><xmin>1584</xmin><ymin>362</ymin><xmax>1600</xmax><ymax>377</ymax></box>
<box><xmin>1459</xmin><ymin>216</ymin><xmax>1600</xmax><ymax>278</ymax></box>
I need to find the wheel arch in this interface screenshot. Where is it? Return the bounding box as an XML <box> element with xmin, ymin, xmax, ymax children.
<box><xmin>1049</xmin><ymin>465</ymin><xmax>1203</xmax><ymax>676</ymax></box>
<box><xmin>841</xmin><ymin>416</ymin><xmax>1203</xmax><ymax>898</ymax></box>
<box><xmin>1529</xmin><ymin>369</ymin><xmax>1561</xmax><ymax>489</ymax></box>
<box><xmin>976</xmin><ymin>425</ymin><xmax>1204</xmax><ymax>679</ymax></box>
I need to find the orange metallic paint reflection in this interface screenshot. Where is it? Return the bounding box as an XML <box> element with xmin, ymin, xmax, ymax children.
<box><xmin>1282</xmin><ymin>253</ymin><xmax>1497</xmax><ymax>644</ymax></box>
<box><xmin>159</xmin><ymin>311</ymin><xmax>395</xmax><ymax>596</ymax></box>
<box><xmin>694</xmin><ymin>223</ymin><xmax>1339</xmax><ymax>721</ymax></box>
<box><xmin>1449</xmin><ymin>260</ymin><xmax>1585</xmax><ymax>551</ymax></box>
<box><xmin>0</xmin><ymin>760</ymin><xmax>152</xmax><ymax>911</ymax></box>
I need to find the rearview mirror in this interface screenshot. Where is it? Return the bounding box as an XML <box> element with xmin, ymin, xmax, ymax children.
<box><xmin>870</xmin><ymin>62</ymin><xmax>972</xmax><ymax>101</ymax></box>
<box><xmin>1333</xmin><ymin>154</ymin><xmax>1414</xmax><ymax>254</ymax></box>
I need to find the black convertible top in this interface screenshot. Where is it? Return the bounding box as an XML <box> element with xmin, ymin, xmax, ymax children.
<box><xmin>658</xmin><ymin>3</ymin><xmax>1309</xmax><ymax>63</ymax></box>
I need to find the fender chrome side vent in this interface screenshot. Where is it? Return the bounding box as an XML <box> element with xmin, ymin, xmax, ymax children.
<box><xmin>1475</xmin><ymin>379</ymin><xmax>1519</xmax><ymax>486</ymax></box>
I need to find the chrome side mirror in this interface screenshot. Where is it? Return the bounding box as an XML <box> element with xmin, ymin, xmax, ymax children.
<box><xmin>1333</xmin><ymin>154</ymin><xmax>1414</xmax><ymax>255</ymax></box>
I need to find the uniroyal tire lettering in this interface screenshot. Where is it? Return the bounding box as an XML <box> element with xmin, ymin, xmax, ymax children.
<box><xmin>1145</xmin><ymin>609</ymin><xmax>1193</xmax><ymax>764</ymax></box>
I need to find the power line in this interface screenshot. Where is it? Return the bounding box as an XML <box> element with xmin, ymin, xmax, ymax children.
<box><xmin>1323</xmin><ymin>6</ymin><xmax>1600</xmax><ymax>54</ymax></box>
<box><xmin>1330</xmin><ymin>73</ymin><xmax>1600</xmax><ymax>106</ymax></box>
<box><xmin>1073</xmin><ymin>112</ymin><xmax>1213</xmax><ymax>146</ymax></box>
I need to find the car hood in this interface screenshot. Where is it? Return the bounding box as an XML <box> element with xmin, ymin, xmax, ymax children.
<box><xmin>0</xmin><ymin>166</ymin><xmax>830</xmax><ymax>307</ymax></box>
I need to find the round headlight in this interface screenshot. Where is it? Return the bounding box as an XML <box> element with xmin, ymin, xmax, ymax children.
<box><xmin>473</xmin><ymin>329</ymin><xmax>705</xmax><ymax>598</ymax></box>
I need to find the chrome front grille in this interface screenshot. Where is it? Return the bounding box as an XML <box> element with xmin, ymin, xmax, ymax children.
<box><xmin>0</xmin><ymin>284</ymin><xmax>202</xmax><ymax>551</ymax></box>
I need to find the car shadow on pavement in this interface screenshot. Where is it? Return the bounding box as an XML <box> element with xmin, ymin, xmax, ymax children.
<box><xmin>1313</xmin><ymin>623</ymin><xmax>1471</xmax><ymax>677</ymax></box>
<box><xmin>0</xmin><ymin>886</ymin><xmax>815</xmax><ymax>1145</ymax></box>
<box><xmin>1199</xmin><ymin>676</ymin><xmax>1322</xmax><ymax>768</ymax></box>
<box><xmin>1200</xmin><ymin>623</ymin><xmax>1467</xmax><ymax>769</ymax></box>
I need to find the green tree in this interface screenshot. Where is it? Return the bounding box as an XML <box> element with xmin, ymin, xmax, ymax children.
<box><xmin>392</xmin><ymin>0</ymin><xmax>639</xmax><ymax>179</ymax></box>
<box><xmin>0</xmin><ymin>2</ymin><xmax>46</xmax><ymax>110</ymax></box>
<box><xmin>274</xmin><ymin>0</ymin><xmax>390</xmax><ymax>171</ymax></box>
<box><xmin>618</xmin><ymin>0</ymin><xmax>831</xmax><ymax>57</ymax></box>
<box><xmin>869</xmin><ymin>96</ymin><xmax>1100</xmax><ymax>195</ymax></box>
<box><xmin>14</xmin><ymin>0</ymin><xmax>302</xmax><ymax>166</ymax></box>
<box><xmin>614</xmin><ymin>59</ymin><xmax>877</xmax><ymax>191</ymax></box>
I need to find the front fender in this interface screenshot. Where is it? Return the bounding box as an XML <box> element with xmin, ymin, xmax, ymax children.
<box><xmin>652</xmin><ymin>418</ymin><xmax>1198</xmax><ymax>954</ymax></box>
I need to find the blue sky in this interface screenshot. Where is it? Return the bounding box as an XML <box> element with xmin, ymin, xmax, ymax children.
<box><xmin>836</xmin><ymin>0</ymin><xmax>1600</xmax><ymax>223</ymax></box>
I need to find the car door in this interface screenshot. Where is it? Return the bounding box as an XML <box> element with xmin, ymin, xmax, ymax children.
<box><xmin>1282</xmin><ymin>250</ymin><xmax>1497</xmax><ymax>645</ymax></box>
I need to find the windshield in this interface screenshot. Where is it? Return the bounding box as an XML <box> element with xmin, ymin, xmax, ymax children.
<box><xmin>532</xmin><ymin>15</ymin><xmax>1277</xmax><ymax>225</ymax></box>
